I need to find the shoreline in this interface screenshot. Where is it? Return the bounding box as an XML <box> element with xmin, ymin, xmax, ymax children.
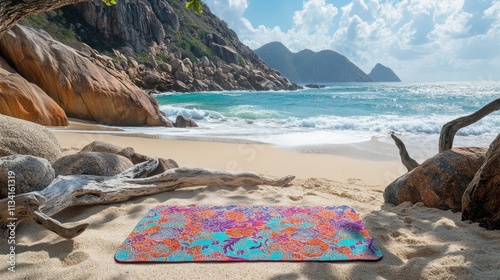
<box><xmin>50</xmin><ymin>118</ymin><xmax>494</xmax><ymax>185</ymax></box>
<box><xmin>52</xmin><ymin>130</ymin><xmax>406</xmax><ymax>185</ymax></box>
<box><xmin>52</xmin><ymin>118</ymin><xmax>496</xmax><ymax>160</ymax></box>
<box><xmin>51</xmin><ymin>119</ymin><xmax>408</xmax><ymax>185</ymax></box>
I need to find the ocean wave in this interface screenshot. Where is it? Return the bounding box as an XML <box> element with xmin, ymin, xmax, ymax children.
<box><xmin>156</xmin><ymin>82</ymin><xmax>500</xmax><ymax>139</ymax></box>
<box><xmin>227</xmin><ymin>105</ymin><xmax>286</xmax><ymax>120</ymax></box>
<box><xmin>160</xmin><ymin>105</ymin><xmax>223</xmax><ymax>120</ymax></box>
<box><xmin>161</xmin><ymin>103</ymin><xmax>499</xmax><ymax>136</ymax></box>
<box><xmin>277</xmin><ymin>115</ymin><xmax>499</xmax><ymax>136</ymax></box>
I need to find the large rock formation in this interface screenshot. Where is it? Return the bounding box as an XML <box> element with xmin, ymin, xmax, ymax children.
<box><xmin>462</xmin><ymin>135</ymin><xmax>500</xmax><ymax>229</ymax></box>
<box><xmin>0</xmin><ymin>25</ymin><xmax>171</xmax><ymax>127</ymax></box>
<box><xmin>119</xmin><ymin>50</ymin><xmax>299</xmax><ymax>92</ymax></box>
<box><xmin>368</xmin><ymin>63</ymin><xmax>401</xmax><ymax>82</ymax></box>
<box><xmin>20</xmin><ymin>0</ymin><xmax>300</xmax><ymax>92</ymax></box>
<box><xmin>0</xmin><ymin>56</ymin><xmax>68</xmax><ymax>126</ymax></box>
<box><xmin>0</xmin><ymin>114</ymin><xmax>62</xmax><ymax>163</ymax></box>
<box><xmin>0</xmin><ymin>155</ymin><xmax>55</xmax><ymax>199</ymax></box>
<box><xmin>60</xmin><ymin>0</ymin><xmax>262</xmax><ymax>64</ymax></box>
<box><xmin>72</xmin><ymin>0</ymin><xmax>179</xmax><ymax>53</ymax></box>
<box><xmin>384</xmin><ymin>147</ymin><xmax>487</xmax><ymax>212</ymax></box>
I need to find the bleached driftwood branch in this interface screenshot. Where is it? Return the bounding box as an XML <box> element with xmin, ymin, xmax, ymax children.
<box><xmin>1</xmin><ymin>159</ymin><xmax>295</xmax><ymax>239</ymax></box>
<box><xmin>439</xmin><ymin>98</ymin><xmax>500</xmax><ymax>153</ymax></box>
<box><xmin>392</xmin><ymin>98</ymin><xmax>500</xmax><ymax>171</ymax></box>
<box><xmin>390</xmin><ymin>133</ymin><xmax>419</xmax><ymax>172</ymax></box>
<box><xmin>0</xmin><ymin>193</ymin><xmax>89</xmax><ymax>239</ymax></box>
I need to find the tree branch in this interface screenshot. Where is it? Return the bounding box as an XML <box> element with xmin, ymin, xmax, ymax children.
<box><xmin>391</xmin><ymin>133</ymin><xmax>419</xmax><ymax>172</ymax></box>
<box><xmin>439</xmin><ymin>98</ymin><xmax>500</xmax><ymax>153</ymax></box>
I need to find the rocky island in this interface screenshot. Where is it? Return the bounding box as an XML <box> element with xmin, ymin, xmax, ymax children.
<box><xmin>368</xmin><ymin>63</ymin><xmax>402</xmax><ymax>82</ymax></box>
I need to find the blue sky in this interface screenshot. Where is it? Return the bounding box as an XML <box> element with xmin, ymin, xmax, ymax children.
<box><xmin>204</xmin><ymin>0</ymin><xmax>500</xmax><ymax>82</ymax></box>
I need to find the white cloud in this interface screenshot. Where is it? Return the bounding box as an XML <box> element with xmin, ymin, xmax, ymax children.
<box><xmin>292</xmin><ymin>0</ymin><xmax>338</xmax><ymax>35</ymax></box>
<box><xmin>205</xmin><ymin>0</ymin><xmax>500</xmax><ymax>82</ymax></box>
<box><xmin>237</xmin><ymin>0</ymin><xmax>339</xmax><ymax>52</ymax></box>
<box><xmin>484</xmin><ymin>1</ymin><xmax>500</xmax><ymax>18</ymax></box>
<box><xmin>203</xmin><ymin>0</ymin><xmax>248</xmax><ymax>33</ymax></box>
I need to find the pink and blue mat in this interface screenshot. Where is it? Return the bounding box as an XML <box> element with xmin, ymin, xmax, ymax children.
<box><xmin>115</xmin><ymin>205</ymin><xmax>383</xmax><ymax>262</ymax></box>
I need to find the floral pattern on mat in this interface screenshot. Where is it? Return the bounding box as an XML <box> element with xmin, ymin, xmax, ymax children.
<box><xmin>115</xmin><ymin>205</ymin><xmax>383</xmax><ymax>262</ymax></box>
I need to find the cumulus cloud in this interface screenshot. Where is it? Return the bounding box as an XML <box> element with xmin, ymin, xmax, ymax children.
<box><xmin>292</xmin><ymin>0</ymin><xmax>338</xmax><ymax>35</ymax></box>
<box><xmin>239</xmin><ymin>0</ymin><xmax>338</xmax><ymax>51</ymax></box>
<box><xmin>204</xmin><ymin>0</ymin><xmax>500</xmax><ymax>82</ymax></box>
<box><xmin>203</xmin><ymin>0</ymin><xmax>248</xmax><ymax>33</ymax></box>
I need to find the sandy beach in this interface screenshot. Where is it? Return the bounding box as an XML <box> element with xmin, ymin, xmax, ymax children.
<box><xmin>1</xmin><ymin>121</ymin><xmax>499</xmax><ymax>280</ymax></box>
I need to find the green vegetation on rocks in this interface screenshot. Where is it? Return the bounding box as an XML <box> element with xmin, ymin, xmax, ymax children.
<box><xmin>21</xmin><ymin>11</ymin><xmax>77</xmax><ymax>45</ymax></box>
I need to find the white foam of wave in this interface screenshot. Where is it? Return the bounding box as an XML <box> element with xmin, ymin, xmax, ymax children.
<box><xmin>250</xmin><ymin>130</ymin><xmax>374</xmax><ymax>146</ymax></box>
<box><xmin>154</xmin><ymin>105</ymin><xmax>499</xmax><ymax>147</ymax></box>
<box><xmin>160</xmin><ymin>105</ymin><xmax>224</xmax><ymax>120</ymax></box>
<box><xmin>276</xmin><ymin>115</ymin><xmax>500</xmax><ymax>136</ymax></box>
<box><xmin>161</xmin><ymin>104</ymin><xmax>287</xmax><ymax>122</ymax></box>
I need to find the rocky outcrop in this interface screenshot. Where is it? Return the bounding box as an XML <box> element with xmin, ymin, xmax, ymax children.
<box><xmin>64</xmin><ymin>0</ymin><xmax>272</xmax><ymax>69</ymax></box>
<box><xmin>0</xmin><ymin>56</ymin><xmax>68</xmax><ymax>126</ymax></box>
<box><xmin>72</xmin><ymin>0</ymin><xmax>178</xmax><ymax>53</ymax></box>
<box><xmin>22</xmin><ymin>0</ymin><xmax>301</xmax><ymax>92</ymax></box>
<box><xmin>462</xmin><ymin>135</ymin><xmax>500</xmax><ymax>229</ymax></box>
<box><xmin>117</xmin><ymin>48</ymin><xmax>301</xmax><ymax>93</ymax></box>
<box><xmin>210</xmin><ymin>43</ymin><xmax>238</xmax><ymax>64</ymax></box>
<box><xmin>249</xmin><ymin>71</ymin><xmax>278</xmax><ymax>91</ymax></box>
<box><xmin>0</xmin><ymin>25</ymin><xmax>171</xmax><ymax>127</ymax></box>
<box><xmin>384</xmin><ymin>147</ymin><xmax>487</xmax><ymax>212</ymax></box>
<box><xmin>305</xmin><ymin>84</ymin><xmax>326</xmax><ymax>89</ymax></box>
<box><xmin>0</xmin><ymin>114</ymin><xmax>62</xmax><ymax>163</ymax></box>
<box><xmin>53</xmin><ymin>152</ymin><xmax>134</xmax><ymax>176</ymax></box>
<box><xmin>368</xmin><ymin>63</ymin><xmax>401</xmax><ymax>82</ymax></box>
<box><xmin>0</xmin><ymin>155</ymin><xmax>55</xmax><ymax>199</ymax></box>
<box><xmin>174</xmin><ymin>115</ymin><xmax>198</xmax><ymax>128</ymax></box>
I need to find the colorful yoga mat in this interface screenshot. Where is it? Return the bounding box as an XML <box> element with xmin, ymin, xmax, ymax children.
<box><xmin>115</xmin><ymin>205</ymin><xmax>383</xmax><ymax>262</ymax></box>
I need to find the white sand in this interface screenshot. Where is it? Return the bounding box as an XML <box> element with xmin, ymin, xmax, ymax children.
<box><xmin>1</xmin><ymin>125</ymin><xmax>499</xmax><ymax>280</ymax></box>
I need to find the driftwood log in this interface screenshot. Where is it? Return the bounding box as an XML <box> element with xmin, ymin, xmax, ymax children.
<box><xmin>0</xmin><ymin>159</ymin><xmax>295</xmax><ymax>239</ymax></box>
<box><xmin>392</xmin><ymin>98</ymin><xmax>500</xmax><ymax>167</ymax></box>
<box><xmin>439</xmin><ymin>98</ymin><xmax>500</xmax><ymax>153</ymax></box>
<box><xmin>390</xmin><ymin>133</ymin><xmax>419</xmax><ymax>172</ymax></box>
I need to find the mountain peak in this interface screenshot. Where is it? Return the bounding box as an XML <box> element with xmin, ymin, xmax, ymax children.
<box><xmin>368</xmin><ymin>63</ymin><xmax>401</xmax><ymax>82</ymax></box>
<box><xmin>255</xmin><ymin>42</ymin><xmax>372</xmax><ymax>83</ymax></box>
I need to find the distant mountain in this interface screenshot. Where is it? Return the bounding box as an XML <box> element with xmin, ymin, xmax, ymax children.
<box><xmin>252</xmin><ymin>42</ymin><xmax>299</xmax><ymax>82</ymax></box>
<box><xmin>368</xmin><ymin>63</ymin><xmax>401</xmax><ymax>82</ymax></box>
<box><xmin>255</xmin><ymin>42</ymin><xmax>372</xmax><ymax>83</ymax></box>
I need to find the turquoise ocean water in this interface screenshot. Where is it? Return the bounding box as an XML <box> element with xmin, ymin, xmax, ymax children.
<box><xmin>120</xmin><ymin>81</ymin><xmax>499</xmax><ymax>158</ymax></box>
